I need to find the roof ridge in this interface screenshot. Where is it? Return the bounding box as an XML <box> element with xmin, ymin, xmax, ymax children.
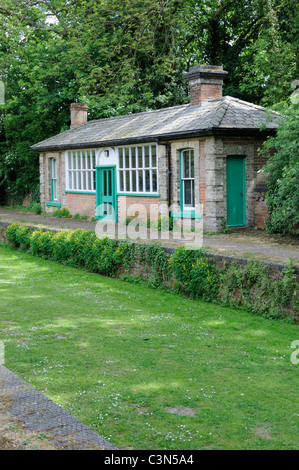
<box><xmin>210</xmin><ymin>97</ymin><xmax>230</xmax><ymax>127</ymax></box>
<box><xmin>224</xmin><ymin>96</ymin><xmax>281</xmax><ymax>115</ymax></box>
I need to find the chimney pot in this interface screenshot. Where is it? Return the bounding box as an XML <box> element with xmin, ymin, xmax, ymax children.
<box><xmin>185</xmin><ymin>65</ymin><xmax>228</xmax><ymax>106</ymax></box>
<box><xmin>70</xmin><ymin>103</ymin><xmax>89</xmax><ymax>128</ymax></box>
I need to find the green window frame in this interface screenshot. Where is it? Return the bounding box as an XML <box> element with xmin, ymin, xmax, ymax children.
<box><xmin>180</xmin><ymin>149</ymin><xmax>195</xmax><ymax>210</ymax></box>
<box><xmin>50</xmin><ymin>158</ymin><xmax>58</xmax><ymax>202</ymax></box>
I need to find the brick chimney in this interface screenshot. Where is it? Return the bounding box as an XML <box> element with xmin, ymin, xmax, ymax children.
<box><xmin>185</xmin><ymin>65</ymin><xmax>228</xmax><ymax>106</ymax></box>
<box><xmin>70</xmin><ymin>103</ymin><xmax>89</xmax><ymax>129</ymax></box>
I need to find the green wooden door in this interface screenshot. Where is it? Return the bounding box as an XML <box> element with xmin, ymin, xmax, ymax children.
<box><xmin>96</xmin><ymin>166</ymin><xmax>117</xmax><ymax>221</ymax></box>
<box><xmin>226</xmin><ymin>156</ymin><xmax>245</xmax><ymax>227</ymax></box>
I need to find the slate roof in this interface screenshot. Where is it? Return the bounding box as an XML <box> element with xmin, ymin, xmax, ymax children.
<box><xmin>31</xmin><ymin>96</ymin><xmax>281</xmax><ymax>152</ymax></box>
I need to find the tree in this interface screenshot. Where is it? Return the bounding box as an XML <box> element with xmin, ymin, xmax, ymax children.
<box><xmin>260</xmin><ymin>103</ymin><xmax>299</xmax><ymax>234</ymax></box>
<box><xmin>0</xmin><ymin>0</ymin><xmax>297</xmax><ymax>203</ymax></box>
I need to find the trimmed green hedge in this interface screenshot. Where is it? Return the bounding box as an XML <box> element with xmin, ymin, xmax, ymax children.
<box><xmin>5</xmin><ymin>223</ymin><xmax>299</xmax><ymax>321</ymax></box>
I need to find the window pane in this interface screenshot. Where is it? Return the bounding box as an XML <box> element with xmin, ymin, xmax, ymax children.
<box><xmin>145</xmin><ymin>169</ymin><xmax>150</xmax><ymax>192</ymax></box>
<box><xmin>72</xmin><ymin>172</ymin><xmax>76</xmax><ymax>190</ymax></box>
<box><xmin>125</xmin><ymin>170</ymin><xmax>130</xmax><ymax>192</ymax></box>
<box><xmin>131</xmin><ymin>148</ymin><xmax>136</xmax><ymax>168</ymax></box>
<box><xmin>151</xmin><ymin>145</ymin><xmax>157</xmax><ymax>167</ymax></box>
<box><xmin>77</xmin><ymin>152</ymin><xmax>81</xmax><ymax>169</ymax></box>
<box><xmin>108</xmin><ymin>171</ymin><xmax>112</xmax><ymax>196</ymax></box>
<box><xmin>92</xmin><ymin>151</ymin><xmax>96</xmax><ymax>169</ymax></box>
<box><xmin>82</xmin><ymin>153</ymin><xmax>86</xmax><ymax>169</ymax></box>
<box><xmin>138</xmin><ymin>147</ymin><xmax>143</xmax><ymax>168</ymax></box>
<box><xmin>87</xmin><ymin>171</ymin><xmax>91</xmax><ymax>191</ymax></box>
<box><xmin>125</xmin><ymin>148</ymin><xmax>130</xmax><ymax>168</ymax></box>
<box><xmin>152</xmin><ymin>169</ymin><xmax>157</xmax><ymax>192</ymax></box>
<box><xmin>68</xmin><ymin>152</ymin><xmax>72</xmax><ymax>170</ymax></box>
<box><xmin>119</xmin><ymin>171</ymin><xmax>124</xmax><ymax>191</ymax></box>
<box><xmin>144</xmin><ymin>146</ymin><xmax>150</xmax><ymax>168</ymax></box>
<box><xmin>82</xmin><ymin>172</ymin><xmax>86</xmax><ymax>190</ymax></box>
<box><xmin>190</xmin><ymin>151</ymin><xmax>194</xmax><ymax>178</ymax></box>
<box><xmin>183</xmin><ymin>151</ymin><xmax>189</xmax><ymax>178</ymax></box>
<box><xmin>53</xmin><ymin>180</ymin><xmax>57</xmax><ymax>200</ymax></box>
<box><xmin>138</xmin><ymin>170</ymin><xmax>143</xmax><ymax>192</ymax></box>
<box><xmin>73</xmin><ymin>154</ymin><xmax>76</xmax><ymax>169</ymax></box>
<box><xmin>132</xmin><ymin>170</ymin><xmax>136</xmax><ymax>192</ymax></box>
<box><xmin>77</xmin><ymin>171</ymin><xmax>82</xmax><ymax>190</ymax></box>
<box><xmin>103</xmin><ymin>170</ymin><xmax>107</xmax><ymax>196</ymax></box>
<box><xmin>86</xmin><ymin>152</ymin><xmax>91</xmax><ymax>170</ymax></box>
<box><xmin>184</xmin><ymin>180</ymin><xmax>192</xmax><ymax>206</ymax></box>
<box><xmin>119</xmin><ymin>148</ymin><xmax>123</xmax><ymax>168</ymax></box>
<box><xmin>68</xmin><ymin>171</ymin><xmax>72</xmax><ymax>190</ymax></box>
<box><xmin>52</xmin><ymin>160</ymin><xmax>57</xmax><ymax>178</ymax></box>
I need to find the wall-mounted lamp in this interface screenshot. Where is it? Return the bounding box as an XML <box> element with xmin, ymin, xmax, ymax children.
<box><xmin>104</xmin><ymin>150</ymin><xmax>109</xmax><ymax>158</ymax></box>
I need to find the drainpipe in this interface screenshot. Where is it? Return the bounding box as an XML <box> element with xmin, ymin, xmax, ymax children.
<box><xmin>156</xmin><ymin>140</ymin><xmax>172</xmax><ymax>216</ymax></box>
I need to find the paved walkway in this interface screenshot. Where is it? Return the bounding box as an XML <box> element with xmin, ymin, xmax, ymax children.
<box><xmin>0</xmin><ymin>208</ymin><xmax>298</xmax><ymax>266</ymax></box>
<box><xmin>0</xmin><ymin>365</ymin><xmax>117</xmax><ymax>450</ymax></box>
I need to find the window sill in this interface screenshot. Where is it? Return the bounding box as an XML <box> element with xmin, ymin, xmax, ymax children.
<box><xmin>65</xmin><ymin>190</ymin><xmax>96</xmax><ymax>194</ymax></box>
<box><xmin>171</xmin><ymin>211</ymin><xmax>202</xmax><ymax>221</ymax></box>
<box><xmin>117</xmin><ymin>193</ymin><xmax>160</xmax><ymax>197</ymax></box>
<box><xmin>46</xmin><ymin>201</ymin><xmax>61</xmax><ymax>208</ymax></box>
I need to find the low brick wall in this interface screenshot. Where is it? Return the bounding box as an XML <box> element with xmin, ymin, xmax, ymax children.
<box><xmin>117</xmin><ymin>195</ymin><xmax>160</xmax><ymax>224</ymax></box>
<box><xmin>64</xmin><ymin>193</ymin><xmax>96</xmax><ymax>218</ymax></box>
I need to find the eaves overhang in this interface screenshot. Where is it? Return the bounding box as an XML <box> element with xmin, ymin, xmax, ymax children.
<box><xmin>30</xmin><ymin>127</ymin><xmax>277</xmax><ymax>152</ymax></box>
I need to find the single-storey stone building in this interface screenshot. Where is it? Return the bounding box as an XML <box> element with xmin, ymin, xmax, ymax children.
<box><xmin>31</xmin><ymin>65</ymin><xmax>280</xmax><ymax>231</ymax></box>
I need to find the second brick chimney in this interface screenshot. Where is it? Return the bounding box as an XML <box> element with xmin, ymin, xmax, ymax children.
<box><xmin>185</xmin><ymin>65</ymin><xmax>228</xmax><ymax>106</ymax></box>
<box><xmin>70</xmin><ymin>103</ymin><xmax>89</xmax><ymax>129</ymax></box>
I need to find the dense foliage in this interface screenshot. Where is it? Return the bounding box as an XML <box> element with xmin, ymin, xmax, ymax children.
<box><xmin>0</xmin><ymin>0</ymin><xmax>297</xmax><ymax>204</ymax></box>
<box><xmin>260</xmin><ymin>104</ymin><xmax>299</xmax><ymax>234</ymax></box>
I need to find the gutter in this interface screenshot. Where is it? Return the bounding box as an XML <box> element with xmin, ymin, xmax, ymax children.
<box><xmin>30</xmin><ymin>127</ymin><xmax>278</xmax><ymax>153</ymax></box>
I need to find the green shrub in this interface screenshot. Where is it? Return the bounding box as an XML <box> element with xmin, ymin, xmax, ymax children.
<box><xmin>73</xmin><ymin>213</ymin><xmax>88</xmax><ymax>220</ymax></box>
<box><xmin>29</xmin><ymin>230</ymin><xmax>54</xmax><ymax>257</ymax></box>
<box><xmin>30</xmin><ymin>202</ymin><xmax>42</xmax><ymax>215</ymax></box>
<box><xmin>51</xmin><ymin>230</ymin><xmax>72</xmax><ymax>262</ymax></box>
<box><xmin>6</xmin><ymin>223</ymin><xmax>33</xmax><ymax>250</ymax></box>
<box><xmin>6</xmin><ymin>223</ymin><xmax>21</xmax><ymax>246</ymax></box>
<box><xmin>52</xmin><ymin>208</ymin><xmax>72</xmax><ymax>218</ymax></box>
<box><xmin>15</xmin><ymin>225</ymin><xmax>32</xmax><ymax>249</ymax></box>
<box><xmin>170</xmin><ymin>246</ymin><xmax>220</xmax><ymax>301</ymax></box>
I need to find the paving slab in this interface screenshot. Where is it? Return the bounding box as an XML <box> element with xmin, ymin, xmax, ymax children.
<box><xmin>0</xmin><ymin>365</ymin><xmax>117</xmax><ymax>450</ymax></box>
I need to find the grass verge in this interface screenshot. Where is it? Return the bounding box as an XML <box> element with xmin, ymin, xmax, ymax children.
<box><xmin>0</xmin><ymin>244</ymin><xmax>298</xmax><ymax>450</ymax></box>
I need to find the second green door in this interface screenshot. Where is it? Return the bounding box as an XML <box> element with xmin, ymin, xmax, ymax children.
<box><xmin>226</xmin><ymin>156</ymin><xmax>245</xmax><ymax>227</ymax></box>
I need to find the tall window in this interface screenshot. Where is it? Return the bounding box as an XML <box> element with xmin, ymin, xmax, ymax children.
<box><xmin>118</xmin><ymin>145</ymin><xmax>158</xmax><ymax>194</ymax></box>
<box><xmin>181</xmin><ymin>149</ymin><xmax>194</xmax><ymax>209</ymax></box>
<box><xmin>66</xmin><ymin>150</ymin><xmax>96</xmax><ymax>191</ymax></box>
<box><xmin>50</xmin><ymin>159</ymin><xmax>57</xmax><ymax>201</ymax></box>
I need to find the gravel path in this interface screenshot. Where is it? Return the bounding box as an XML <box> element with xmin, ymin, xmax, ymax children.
<box><xmin>0</xmin><ymin>208</ymin><xmax>298</xmax><ymax>265</ymax></box>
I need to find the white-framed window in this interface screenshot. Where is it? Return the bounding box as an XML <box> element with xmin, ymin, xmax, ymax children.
<box><xmin>66</xmin><ymin>150</ymin><xmax>96</xmax><ymax>191</ymax></box>
<box><xmin>181</xmin><ymin>149</ymin><xmax>195</xmax><ymax>209</ymax></box>
<box><xmin>50</xmin><ymin>158</ymin><xmax>57</xmax><ymax>201</ymax></box>
<box><xmin>118</xmin><ymin>144</ymin><xmax>158</xmax><ymax>194</ymax></box>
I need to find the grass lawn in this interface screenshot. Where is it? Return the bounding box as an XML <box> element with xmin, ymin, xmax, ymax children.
<box><xmin>0</xmin><ymin>244</ymin><xmax>298</xmax><ymax>450</ymax></box>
